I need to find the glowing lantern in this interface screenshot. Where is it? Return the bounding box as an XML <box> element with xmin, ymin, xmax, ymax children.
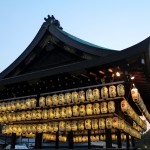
<box><xmin>93</xmin><ymin>88</ymin><xmax>100</xmax><ymax>100</ymax></box>
<box><xmin>117</xmin><ymin>84</ymin><xmax>125</xmax><ymax>96</ymax></box>
<box><xmin>99</xmin><ymin>118</ymin><xmax>105</xmax><ymax>129</ymax></box>
<box><xmin>109</xmin><ymin>85</ymin><xmax>116</xmax><ymax>98</ymax></box>
<box><xmin>92</xmin><ymin>119</ymin><xmax>99</xmax><ymax>129</ymax></box>
<box><xmin>86</xmin><ymin>89</ymin><xmax>94</xmax><ymax>102</ymax></box>
<box><xmin>58</xmin><ymin>94</ymin><xmax>65</xmax><ymax>105</ymax></box>
<box><xmin>66</xmin><ymin>121</ymin><xmax>72</xmax><ymax>131</ymax></box>
<box><xmin>108</xmin><ymin>101</ymin><xmax>115</xmax><ymax>113</ymax></box>
<box><xmin>73</xmin><ymin>105</ymin><xmax>79</xmax><ymax>117</ymax></box>
<box><xmin>65</xmin><ymin>92</ymin><xmax>72</xmax><ymax>104</ymax></box>
<box><xmin>86</xmin><ymin>104</ymin><xmax>93</xmax><ymax>115</ymax></box>
<box><xmin>101</xmin><ymin>86</ymin><xmax>108</xmax><ymax>99</ymax></box>
<box><xmin>66</xmin><ymin>106</ymin><xmax>72</xmax><ymax>117</ymax></box>
<box><xmin>60</xmin><ymin>107</ymin><xmax>66</xmax><ymax>118</ymax></box>
<box><xmin>106</xmin><ymin>118</ymin><xmax>113</xmax><ymax>129</ymax></box>
<box><xmin>72</xmin><ymin>91</ymin><xmax>79</xmax><ymax>104</ymax></box>
<box><xmin>52</xmin><ymin>94</ymin><xmax>58</xmax><ymax>106</ymax></box>
<box><xmin>101</xmin><ymin>102</ymin><xmax>107</xmax><ymax>113</ymax></box>
<box><xmin>78</xmin><ymin>120</ymin><xmax>84</xmax><ymax>130</ymax></box>
<box><xmin>78</xmin><ymin>90</ymin><xmax>85</xmax><ymax>103</ymax></box>
<box><xmin>85</xmin><ymin>119</ymin><xmax>92</xmax><ymax>129</ymax></box>
<box><xmin>42</xmin><ymin>109</ymin><xmax>48</xmax><ymax>119</ymax></box>
<box><xmin>93</xmin><ymin>103</ymin><xmax>100</xmax><ymax>114</ymax></box>
<box><xmin>46</xmin><ymin>95</ymin><xmax>52</xmax><ymax>106</ymax></box>
<box><xmin>79</xmin><ymin>105</ymin><xmax>86</xmax><ymax>116</ymax></box>
<box><xmin>59</xmin><ymin>121</ymin><xmax>66</xmax><ymax>131</ymax></box>
<box><xmin>54</xmin><ymin>108</ymin><xmax>60</xmax><ymax>119</ymax></box>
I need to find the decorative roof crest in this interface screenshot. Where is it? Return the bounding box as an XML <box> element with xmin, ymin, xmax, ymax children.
<box><xmin>44</xmin><ymin>15</ymin><xmax>63</xmax><ymax>30</ymax></box>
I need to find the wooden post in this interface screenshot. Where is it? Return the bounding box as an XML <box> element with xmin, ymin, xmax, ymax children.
<box><xmin>11</xmin><ymin>133</ymin><xmax>16</xmax><ymax>149</ymax></box>
<box><xmin>35</xmin><ymin>133</ymin><xmax>43</xmax><ymax>149</ymax></box>
<box><xmin>106</xmin><ymin>129</ymin><xmax>112</xmax><ymax>148</ymax></box>
<box><xmin>126</xmin><ymin>133</ymin><xmax>130</xmax><ymax>150</ymax></box>
<box><xmin>55</xmin><ymin>131</ymin><xmax>59</xmax><ymax>149</ymax></box>
<box><xmin>131</xmin><ymin>136</ymin><xmax>135</xmax><ymax>149</ymax></box>
<box><xmin>88</xmin><ymin>129</ymin><xmax>91</xmax><ymax>149</ymax></box>
<box><xmin>68</xmin><ymin>131</ymin><xmax>73</xmax><ymax>149</ymax></box>
<box><xmin>117</xmin><ymin>129</ymin><xmax>122</xmax><ymax>148</ymax></box>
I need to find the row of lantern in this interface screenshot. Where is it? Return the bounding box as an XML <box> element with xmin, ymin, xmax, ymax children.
<box><xmin>0</xmin><ymin>98</ymin><xmax>37</xmax><ymax>112</ymax></box>
<box><xmin>131</xmin><ymin>87</ymin><xmax>150</xmax><ymax>123</ymax></box>
<box><xmin>39</xmin><ymin>84</ymin><xmax>125</xmax><ymax>107</ymax></box>
<box><xmin>0</xmin><ymin>101</ymin><xmax>116</xmax><ymax>123</ymax></box>
<box><xmin>121</xmin><ymin>99</ymin><xmax>147</xmax><ymax>131</ymax></box>
<box><xmin>43</xmin><ymin>134</ymin><xmax>67</xmax><ymax>142</ymax></box>
<box><xmin>0</xmin><ymin>84</ymin><xmax>125</xmax><ymax>113</ymax></box>
<box><xmin>2</xmin><ymin>117</ymin><xmax>141</xmax><ymax>139</ymax></box>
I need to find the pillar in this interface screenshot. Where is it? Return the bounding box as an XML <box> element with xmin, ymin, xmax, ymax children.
<box><xmin>35</xmin><ymin>133</ymin><xmax>42</xmax><ymax>149</ymax></box>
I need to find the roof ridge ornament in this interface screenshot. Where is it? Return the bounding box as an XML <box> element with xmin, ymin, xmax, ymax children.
<box><xmin>44</xmin><ymin>15</ymin><xmax>63</xmax><ymax>30</ymax></box>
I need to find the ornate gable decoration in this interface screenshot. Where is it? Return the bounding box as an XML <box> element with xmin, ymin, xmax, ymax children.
<box><xmin>44</xmin><ymin>15</ymin><xmax>63</xmax><ymax>30</ymax></box>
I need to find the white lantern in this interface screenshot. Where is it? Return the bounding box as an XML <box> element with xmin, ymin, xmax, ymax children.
<box><xmin>131</xmin><ymin>88</ymin><xmax>139</xmax><ymax>103</ymax></box>
<box><xmin>26</xmin><ymin>111</ymin><xmax>32</xmax><ymax>120</ymax></box>
<box><xmin>85</xmin><ymin>119</ymin><xmax>92</xmax><ymax>129</ymax></box>
<box><xmin>36</xmin><ymin>110</ymin><xmax>42</xmax><ymax>119</ymax></box>
<box><xmin>78</xmin><ymin>120</ymin><xmax>84</xmax><ymax>130</ymax></box>
<box><xmin>79</xmin><ymin>105</ymin><xmax>86</xmax><ymax>116</ymax></box>
<box><xmin>48</xmin><ymin>108</ymin><xmax>54</xmax><ymax>119</ymax></box>
<box><xmin>58</xmin><ymin>94</ymin><xmax>65</xmax><ymax>105</ymax></box>
<box><xmin>99</xmin><ymin>118</ymin><xmax>105</xmax><ymax>129</ymax></box>
<box><xmin>109</xmin><ymin>85</ymin><xmax>116</xmax><ymax>98</ymax></box>
<box><xmin>66</xmin><ymin>121</ymin><xmax>72</xmax><ymax>131</ymax></box>
<box><xmin>72</xmin><ymin>91</ymin><xmax>79</xmax><ymax>104</ymax></box>
<box><xmin>78</xmin><ymin>90</ymin><xmax>85</xmax><ymax>103</ymax></box>
<box><xmin>86</xmin><ymin>89</ymin><xmax>94</xmax><ymax>102</ymax></box>
<box><xmin>92</xmin><ymin>119</ymin><xmax>99</xmax><ymax>129</ymax></box>
<box><xmin>30</xmin><ymin>98</ymin><xmax>37</xmax><ymax>108</ymax></box>
<box><xmin>42</xmin><ymin>109</ymin><xmax>48</xmax><ymax>119</ymax></box>
<box><xmin>39</xmin><ymin>96</ymin><xmax>46</xmax><ymax>107</ymax></box>
<box><xmin>93</xmin><ymin>88</ymin><xmax>100</xmax><ymax>100</ymax></box>
<box><xmin>108</xmin><ymin>101</ymin><xmax>115</xmax><ymax>113</ymax></box>
<box><xmin>101</xmin><ymin>102</ymin><xmax>107</xmax><ymax>113</ymax></box>
<box><xmin>60</xmin><ymin>107</ymin><xmax>66</xmax><ymax>118</ymax></box>
<box><xmin>93</xmin><ymin>103</ymin><xmax>100</xmax><ymax>115</ymax></box>
<box><xmin>121</xmin><ymin>100</ymin><xmax>129</xmax><ymax>113</ymax></box>
<box><xmin>65</xmin><ymin>92</ymin><xmax>72</xmax><ymax>104</ymax></box>
<box><xmin>52</xmin><ymin>94</ymin><xmax>58</xmax><ymax>106</ymax></box>
<box><xmin>66</xmin><ymin>106</ymin><xmax>72</xmax><ymax>117</ymax></box>
<box><xmin>59</xmin><ymin>121</ymin><xmax>66</xmax><ymax>131</ymax></box>
<box><xmin>117</xmin><ymin>84</ymin><xmax>125</xmax><ymax>96</ymax></box>
<box><xmin>73</xmin><ymin>105</ymin><xmax>79</xmax><ymax>117</ymax></box>
<box><xmin>106</xmin><ymin>118</ymin><xmax>113</xmax><ymax>129</ymax></box>
<box><xmin>54</xmin><ymin>108</ymin><xmax>60</xmax><ymax>119</ymax></box>
<box><xmin>72</xmin><ymin>121</ymin><xmax>78</xmax><ymax>131</ymax></box>
<box><xmin>112</xmin><ymin>117</ymin><xmax>120</xmax><ymax>129</ymax></box>
<box><xmin>86</xmin><ymin>104</ymin><xmax>93</xmax><ymax>115</ymax></box>
<box><xmin>46</xmin><ymin>95</ymin><xmax>52</xmax><ymax>106</ymax></box>
<box><xmin>101</xmin><ymin>86</ymin><xmax>108</xmax><ymax>99</ymax></box>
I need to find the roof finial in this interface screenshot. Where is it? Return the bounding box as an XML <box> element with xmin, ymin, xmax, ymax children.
<box><xmin>44</xmin><ymin>15</ymin><xmax>63</xmax><ymax>30</ymax></box>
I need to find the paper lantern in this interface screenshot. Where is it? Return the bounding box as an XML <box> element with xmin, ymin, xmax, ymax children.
<box><xmin>99</xmin><ymin>118</ymin><xmax>105</xmax><ymax>129</ymax></box>
<box><xmin>112</xmin><ymin>134</ymin><xmax>117</xmax><ymax>140</ymax></box>
<box><xmin>72</xmin><ymin>121</ymin><xmax>78</xmax><ymax>131</ymax></box>
<box><xmin>73</xmin><ymin>105</ymin><xmax>79</xmax><ymax>117</ymax></box>
<box><xmin>26</xmin><ymin>125</ymin><xmax>32</xmax><ymax>133</ymax></box>
<box><xmin>60</xmin><ymin>107</ymin><xmax>66</xmax><ymax>118</ymax></box>
<box><xmin>22</xmin><ymin>125</ymin><xmax>27</xmax><ymax>133</ymax></box>
<box><xmin>66</xmin><ymin>121</ymin><xmax>72</xmax><ymax>131</ymax></box>
<box><xmin>93</xmin><ymin>103</ymin><xmax>100</xmax><ymax>114</ymax></box>
<box><xmin>37</xmin><ymin>124</ymin><xmax>43</xmax><ymax>133</ymax></box>
<box><xmin>42</xmin><ymin>123</ymin><xmax>48</xmax><ymax>133</ymax></box>
<box><xmin>2</xmin><ymin>114</ymin><xmax>8</xmax><ymax>123</ymax></box>
<box><xmin>26</xmin><ymin>99</ymin><xmax>31</xmax><ymax>109</ymax></box>
<box><xmin>42</xmin><ymin>109</ymin><xmax>48</xmax><ymax>119</ymax></box>
<box><xmin>66</xmin><ymin>106</ymin><xmax>72</xmax><ymax>117</ymax></box>
<box><xmin>53</xmin><ymin>122</ymin><xmax>59</xmax><ymax>132</ymax></box>
<box><xmin>36</xmin><ymin>110</ymin><xmax>42</xmax><ymax>119</ymax></box>
<box><xmin>85</xmin><ymin>119</ymin><xmax>91</xmax><ymax>129</ymax></box>
<box><xmin>39</xmin><ymin>97</ymin><xmax>45</xmax><ymax>107</ymax></box>
<box><xmin>30</xmin><ymin>98</ymin><xmax>37</xmax><ymax>108</ymax></box>
<box><xmin>52</xmin><ymin>94</ymin><xmax>58</xmax><ymax>106</ymax></box>
<box><xmin>78</xmin><ymin>90</ymin><xmax>85</xmax><ymax>103</ymax></box>
<box><xmin>31</xmin><ymin>110</ymin><xmax>37</xmax><ymax>120</ymax></box>
<box><xmin>109</xmin><ymin>85</ymin><xmax>116</xmax><ymax>98</ymax></box>
<box><xmin>93</xmin><ymin>88</ymin><xmax>100</xmax><ymax>100</ymax></box>
<box><xmin>58</xmin><ymin>94</ymin><xmax>65</xmax><ymax>105</ymax></box>
<box><xmin>78</xmin><ymin>136</ymin><xmax>82</xmax><ymax>142</ymax></box>
<box><xmin>117</xmin><ymin>84</ymin><xmax>125</xmax><ymax>96</ymax></box>
<box><xmin>131</xmin><ymin>88</ymin><xmax>139</xmax><ymax>103</ymax></box>
<box><xmin>48</xmin><ymin>108</ymin><xmax>54</xmax><ymax>119</ymax></box>
<box><xmin>7</xmin><ymin>113</ymin><xmax>13</xmax><ymax>122</ymax></box>
<box><xmin>92</xmin><ymin>119</ymin><xmax>99</xmax><ymax>129</ymax></box>
<box><xmin>10</xmin><ymin>101</ymin><xmax>16</xmax><ymax>111</ymax></box>
<box><xmin>54</xmin><ymin>108</ymin><xmax>60</xmax><ymax>119</ymax></box>
<box><xmin>48</xmin><ymin>122</ymin><xmax>54</xmax><ymax>132</ymax></box>
<box><xmin>108</xmin><ymin>101</ymin><xmax>115</xmax><ymax>113</ymax></box>
<box><xmin>106</xmin><ymin>118</ymin><xmax>113</xmax><ymax>129</ymax></box>
<box><xmin>16</xmin><ymin>112</ymin><xmax>22</xmax><ymax>121</ymax></box>
<box><xmin>20</xmin><ymin>100</ymin><xmax>27</xmax><ymax>110</ymax></box>
<box><xmin>121</xmin><ymin>100</ymin><xmax>129</xmax><ymax>113</ymax></box>
<box><xmin>1</xmin><ymin>102</ymin><xmax>7</xmax><ymax>112</ymax></box>
<box><xmin>86</xmin><ymin>104</ymin><xmax>93</xmax><ymax>115</ymax></box>
<box><xmin>65</xmin><ymin>92</ymin><xmax>72</xmax><ymax>104</ymax></box>
<box><xmin>101</xmin><ymin>102</ymin><xmax>107</xmax><ymax>113</ymax></box>
<box><xmin>86</xmin><ymin>89</ymin><xmax>94</xmax><ymax>102</ymax></box>
<box><xmin>101</xmin><ymin>86</ymin><xmax>108</xmax><ymax>99</ymax></box>
<box><xmin>78</xmin><ymin>120</ymin><xmax>84</xmax><ymax>130</ymax></box>
<box><xmin>59</xmin><ymin>121</ymin><xmax>66</xmax><ymax>131</ymax></box>
<box><xmin>7</xmin><ymin>102</ymin><xmax>11</xmax><ymax>111</ymax></box>
<box><xmin>79</xmin><ymin>105</ymin><xmax>86</xmax><ymax>116</ymax></box>
<box><xmin>12</xmin><ymin>113</ymin><xmax>16</xmax><ymax>122</ymax></box>
<box><xmin>112</xmin><ymin>117</ymin><xmax>120</xmax><ymax>129</ymax></box>
<box><xmin>72</xmin><ymin>91</ymin><xmax>79</xmax><ymax>104</ymax></box>
<box><xmin>83</xmin><ymin>136</ymin><xmax>88</xmax><ymax>142</ymax></box>
<box><xmin>26</xmin><ymin>111</ymin><xmax>32</xmax><ymax>120</ymax></box>
<box><xmin>31</xmin><ymin>124</ymin><xmax>37</xmax><ymax>133</ymax></box>
<box><xmin>21</xmin><ymin>111</ymin><xmax>26</xmax><ymax>120</ymax></box>
<box><xmin>46</xmin><ymin>95</ymin><xmax>52</xmax><ymax>106</ymax></box>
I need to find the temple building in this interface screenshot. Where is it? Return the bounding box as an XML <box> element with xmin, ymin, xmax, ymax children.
<box><xmin>0</xmin><ymin>15</ymin><xmax>150</xmax><ymax>149</ymax></box>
